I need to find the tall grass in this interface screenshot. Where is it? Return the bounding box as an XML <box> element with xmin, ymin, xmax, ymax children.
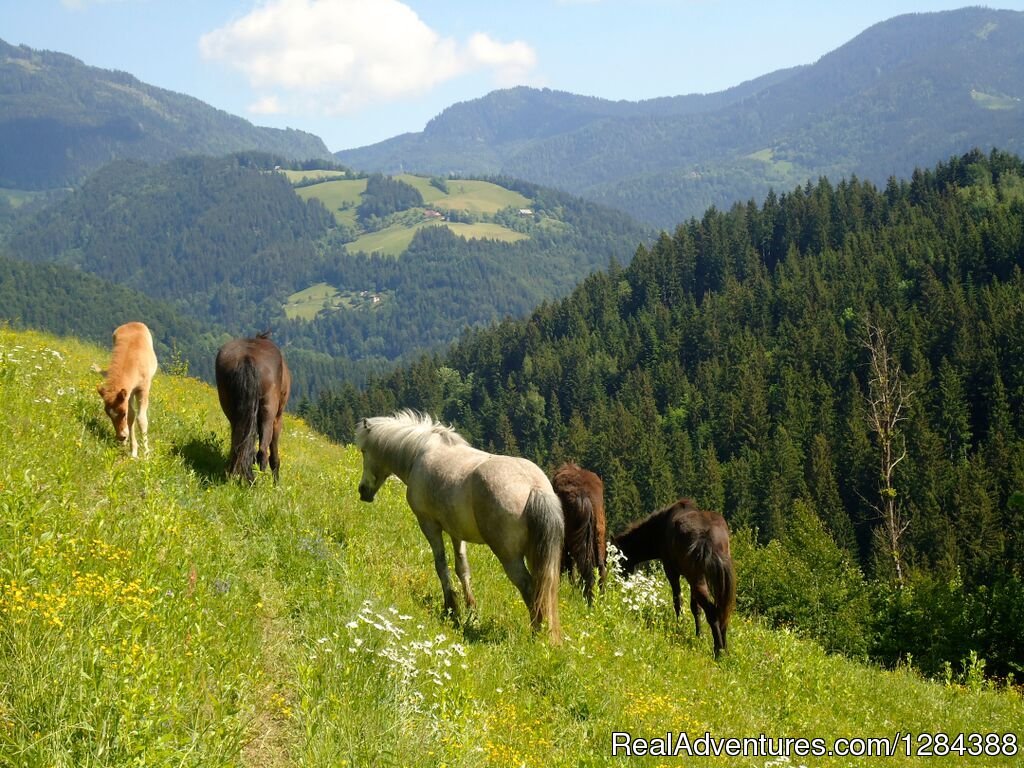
<box><xmin>1</xmin><ymin>328</ymin><xmax>1021</xmax><ymax>766</ymax></box>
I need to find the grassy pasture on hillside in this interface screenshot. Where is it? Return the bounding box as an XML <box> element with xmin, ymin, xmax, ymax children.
<box><xmin>278</xmin><ymin>170</ymin><xmax>350</xmax><ymax>184</ymax></box>
<box><xmin>427</xmin><ymin>179</ymin><xmax>531</xmax><ymax>215</ymax></box>
<box><xmin>282</xmin><ymin>282</ymin><xmax>345</xmax><ymax>321</ymax></box>
<box><xmin>345</xmin><ymin>221</ymin><xmax>526</xmax><ymax>257</ymax></box>
<box><xmin>444</xmin><ymin>222</ymin><xmax>529</xmax><ymax>243</ymax></box>
<box><xmin>745</xmin><ymin>148</ymin><xmax>796</xmax><ymax>175</ymax></box>
<box><xmin>283</xmin><ymin>283</ymin><xmax>388</xmax><ymax>320</ymax></box>
<box><xmin>0</xmin><ymin>189</ymin><xmax>53</xmax><ymax>208</ymax></box>
<box><xmin>970</xmin><ymin>90</ymin><xmax>1021</xmax><ymax>111</ymax></box>
<box><xmin>1</xmin><ymin>328</ymin><xmax>1021</xmax><ymax>767</ymax></box>
<box><xmin>294</xmin><ymin>178</ymin><xmax>367</xmax><ymax>227</ymax></box>
<box><xmin>294</xmin><ymin>174</ymin><xmax>533</xmax><ymax>233</ymax></box>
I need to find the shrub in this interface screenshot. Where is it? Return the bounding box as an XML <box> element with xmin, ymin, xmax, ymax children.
<box><xmin>733</xmin><ymin>500</ymin><xmax>872</xmax><ymax>656</ymax></box>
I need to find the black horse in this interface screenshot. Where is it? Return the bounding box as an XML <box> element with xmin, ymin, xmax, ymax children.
<box><xmin>613</xmin><ymin>498</ymin><xmax>736</xmax><ymax>657</ymax></box>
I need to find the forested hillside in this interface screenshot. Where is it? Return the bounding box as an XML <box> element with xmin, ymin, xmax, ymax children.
<box><xmin>0</xmin><ymin>38</ymin><xmax>331</xmax><ymax>190</ymax></box>
<box><xmin>338</xmin><ymin>8</ymin><xmax>1024</xmax><ymax>229</ymax></box>
<box><xmin>0</xmin><ymin>254</ymin><xmax>223</xmax><ymax>381</ymax></box>
<box><xmin>2</xmin><ymin>154</ymin><xmax>650</xmax><ymax>397</ymax></box>
<box><xmin>7</xmin><ymin>154</ymin><xmax>338</xmax><ymax>324</ymax></box>
<box><xmin>301</xmin><ymin>149</ymin><xmax>1024</xmax><ymax>678</ymax></box>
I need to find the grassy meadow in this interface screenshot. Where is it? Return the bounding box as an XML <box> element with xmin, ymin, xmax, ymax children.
<box><xmin>344</xmin><ymin>220</ymin><xmax>526</xmax><ymax>258</ymax></box>
<box><xmin>292</xmin><ymin>173</ymin><xmax>533</xmax><ymax>255</ymax></box>
<box><xmin>294</xmin><ymin>179</ymin><xmax>367</xmax><ymax>229</ymax></box>
<box><xmin>1</xmin><ymin>327</ymin><xmax>1021</xmax><ymax>767</ymax></box>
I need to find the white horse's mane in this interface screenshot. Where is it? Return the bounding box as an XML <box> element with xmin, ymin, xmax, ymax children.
<box><xmin>356</xmin><ymin>409</ymin><xmax>469</xmax><ymax>472</ymax></box>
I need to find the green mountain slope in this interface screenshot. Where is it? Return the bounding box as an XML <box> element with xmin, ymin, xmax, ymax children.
<box><xmin>0</xmin><ymin>38</ymin><xmax>331</xmax><ymax>190</ymax></box>
<box><xmin>3</xmin><ymin>156</ymin><xmax>651</xmax><ymax>392</ymax></box>
<box><xmin>337</xmin><ymin>8</ymin><xmax>1024</xmax><ymax>229</ymax></box>
<box><xmin>302</xmin><ymin>149</ymin><xmax>1024</xmax><ymax>679</ymax></box>
<box><xmin>2</xmin><ymin>326</ymin><xmax>1021</xmax><ymax>766</ymax></box>
<box><xmin>0</xmin><ymin>253</ymin><xmax>224</xmax><ymax>381</ymax></box>
<box><xmin>335</xmin><ymin>67</ymin><xmax>803</xmax><ymax>176</ymax></box>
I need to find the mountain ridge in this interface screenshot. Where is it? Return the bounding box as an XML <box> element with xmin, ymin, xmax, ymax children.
<box><xmin>0</xmin><ymin>37</ymin><xmax>332</xmax><ymax>190</ymax></box>
<box><xmin>337</xmin><ymin>7</ymin><xmax>1024</xmax><ymax>228</ymax></box>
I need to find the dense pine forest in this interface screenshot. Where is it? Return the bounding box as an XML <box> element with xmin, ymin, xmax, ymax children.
<box><xmin>301</xmin><ymin>149</ymin><xmax>1024</xmax><ymax>679</ymax></box>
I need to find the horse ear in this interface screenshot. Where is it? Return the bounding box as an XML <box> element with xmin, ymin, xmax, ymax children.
<box><xmin>116</xmin><ymin>388</ymin><xmax>128</xmax><ymax>404</ymax></box>
<box><xmin>361</xmin><ymin>417</ymin><xmax>369</xmax><ymax>431</ymax></box>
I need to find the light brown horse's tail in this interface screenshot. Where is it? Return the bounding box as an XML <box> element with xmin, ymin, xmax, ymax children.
<box><xmin>691</xmin><ymin>535</ymin><xmax>736</xmax><ymax>629</ymax></box>
<box><xmin>228</xmin><ymin>356</ymin><xmax>261</xmax><ymax>482</ymax></box>
<box><xmin>525</xmin><ymin>488</ymin><xmax>565</xmax><ymax>643</ymax></box>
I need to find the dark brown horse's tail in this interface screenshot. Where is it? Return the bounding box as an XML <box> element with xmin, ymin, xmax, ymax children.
<box><xmin>228</xmin><ymin>356</ymin><xmax>261</xmax><ymax>482</ymax></box>
<box><xmin>691</xmin><ymin>535</ymin><xmax>736</xmax><ymax>629</ymax></box>
<box><xmin>524</xmin><ymin>488</ymin><xmax>565</xmax><ymax>643</ymax></box>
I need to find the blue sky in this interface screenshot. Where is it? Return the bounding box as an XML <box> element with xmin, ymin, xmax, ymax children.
<box><xmin>4</xmin><ymin>1</ymin><xmax>1023</xmax><ymax>153</ymax></box>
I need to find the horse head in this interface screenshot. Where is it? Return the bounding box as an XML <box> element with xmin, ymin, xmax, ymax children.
<box><xmin>98</xmin><ymin>385</ymin><xmax>130</xmax><ymax>443</ymax></box>
<box><xmin>356</xmin><ymin>419</ymin><xmax>391</xmax><ymax>502</ymax></box>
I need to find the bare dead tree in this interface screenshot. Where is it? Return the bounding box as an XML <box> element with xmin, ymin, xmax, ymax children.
<box><xmin>863</xmin><ymin>317</ymin><xmax>913</xmax><ymax>585</ymax></box>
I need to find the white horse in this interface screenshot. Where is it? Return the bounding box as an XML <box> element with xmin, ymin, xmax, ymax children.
<box><xmin>356</xmin><ymin>410</ymin><xmax>564</xmax><ymax>642</ymax></box>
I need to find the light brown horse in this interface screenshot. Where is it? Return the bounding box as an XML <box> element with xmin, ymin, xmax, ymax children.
<box><xmin>97</xmin><ymin>321</ymin><xmax>158</xmax><ymax>458</ymax></box>
<box><xmin>551</xmin><ymin>462</ymin><xmax>607</xmax><ymax>605</ymax></box>
<box><xmin>613</xmin><ymin>498</ymin><xmax>736</xmax><ymax>657</ymax></box>
<box><xmin>215</xmin><ymin>332</ymin><xmax>290</xmax><ymax>483</ymax></box>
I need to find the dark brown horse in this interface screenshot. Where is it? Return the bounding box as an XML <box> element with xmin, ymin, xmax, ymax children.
<box><xmin>613</xmin><ymin>498</ymin><xmax>735</xmax><ymax>657</ymax></box>
<box><xmin>215</xmin><ymin>333</ymin><xmax>291</xmax><ymax>483</ymax></box>
<box><xmin>551</xmin><ymin>462</ymin><xmax>607</xmax><ymax>605</ymax></box>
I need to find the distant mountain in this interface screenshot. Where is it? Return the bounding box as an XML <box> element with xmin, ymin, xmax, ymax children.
<box><xmin>0</xmin><ymin>38</ymin><xmax>332</xmax><ymax>190</ymax></box>
<box><xmin>334</xmin><ymin>67</ymin><xmax>802</xmax><ymax>175</ymax></box>
<box><xmin>336</xmin><ymin>7</ymin><xmax>1024</xmax><ymax>228</ymax></box>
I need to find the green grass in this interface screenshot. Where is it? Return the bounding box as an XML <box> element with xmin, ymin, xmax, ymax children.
<box><xmin>0</xmin><ymin>189</ymin><xmax>55</xmax><ymax>208</ymax></box>
<box><xmin>283</xmin><ymin>283</ymin><xmax>388</xmax><ymax>320</ymax></box>
<box><xmin>294</xmin><ymin>179</ymin><xmax>367</xmax><ymax>228</ymax></box>
<box><xmin>294</xmin><ymin>174</ymin><xmax>534</xmax><ymax>244</ymax></box>
<box><xmin>346</xmin><ymin>221</ymin><xmax>526</xmax><ymax>256</ymax></box>
<box><xmin>427</xmin><ymin>179</ymin><xmax>530</xmax><ymax>215</ymax></box>
<box><xmin>970</xmin><ymin>90</ymin><xmax>1020</xmax><ymax>111</ymax></box>
<box><xmin>745</xmin><ymin>148</ymin><xmax>796</xmax><ymax>174</ymax></box>
<box><xmin>2</xmin><ymin>327</ymin><xmax>1021</xmax><ymax>767</ymax></box>
<box><xmin>282</xmin><ymin>282</ymin><xmax>344</xmax><ymax>321</ymax></box>
<box><xmin>344</xmin><ymin>221</ymin><xmax>433</xmax><ymax>257</ymax></box>
<box><xmin>278</xmin><ymin>170</ymin><xmax>350</xmax><ymax>184</ymax></box>
<box><xmin>444</xmin><ymin>222</ymin><xmax>529</xmax><ymax>243</ymax></box>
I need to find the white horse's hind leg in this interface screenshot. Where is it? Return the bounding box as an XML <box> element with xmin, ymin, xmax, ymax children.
<box><xmin>498</xmin><ymin>557</ymin><xmax>533</xmax><ymax>611</ymax></box>
<box><xmin>417</xmin><ymin>517</ymin><xmax>459</xmax><ymax>619</ymax></box>
<box><xmin>451</xmin><ymin>537</ymin><xmax>477</xmax><ymax>613</ymax></box>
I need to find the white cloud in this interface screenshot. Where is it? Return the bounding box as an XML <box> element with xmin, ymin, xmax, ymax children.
<box><xmin>248</xmin><ymin>95</ymin><xmax>284</xmax><ymax>115</ymax></box>
<box><xmin>199</xmin><ymin>0</ymin><xmax>538</xmax><ymax>116</ymax></box>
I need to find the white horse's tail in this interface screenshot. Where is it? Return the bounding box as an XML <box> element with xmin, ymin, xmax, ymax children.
<box><xmin>525</xmin><ymin>489</ymin><xmax>564</xmax><ymax>643</ymax></box>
